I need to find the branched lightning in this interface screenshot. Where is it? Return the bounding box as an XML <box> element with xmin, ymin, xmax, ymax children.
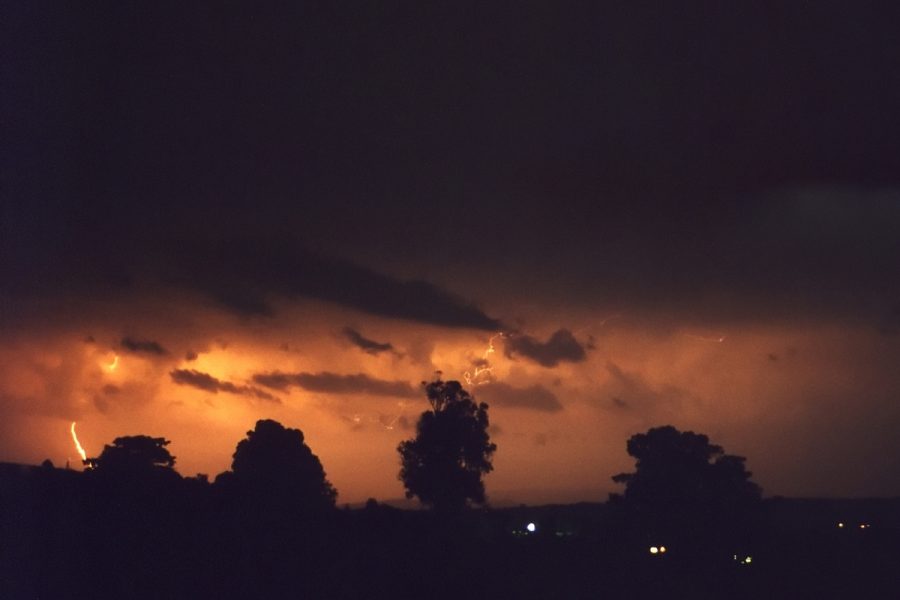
<box><xmin>464</xmin><ymin>332</ymin><xmax>505</xmax><ymax>386</ymax></box>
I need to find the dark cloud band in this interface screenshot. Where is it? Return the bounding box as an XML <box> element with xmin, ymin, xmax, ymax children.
<box><xmin>504</xmin><ymin>329</ymin><xmax>587</xmax><ymax>367</ymax></box>
<box><xmin>341</xmin><ymin>327</ymin><xmax>395</xmax><ymax>355</ymax></box>
<box><xmin>121</xmin><ymin>337</ymin><xmax>168</xmax><ymax>356</ymax></box>
<box><xmin>170</xmin><ymin>369</ymin><xmax>279</xmax><ymax>403</ymax></box>
<box><xmin>253</xmin><ymin>371</ymin><xmax>417</xmax><ymax>398</ymax></box>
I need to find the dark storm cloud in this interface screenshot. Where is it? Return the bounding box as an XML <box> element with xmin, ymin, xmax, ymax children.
<box><xmin>250</xmin><ymin>372</ymin><xmax>296</xmax><ymax>392</ymax></box>
<box><xmin>476</xmin><ymin>383</ymin><xmax>563</xmax><ymax>413</ymax></box>
<box><xmin>170</xmin><ymin>369</ymin><xmax>279</xmax><ymax>403</ymax></box>
<box><xmin>5</xmin><ymin>3</ymin><xmax>900</xmax><ymax>333</ymax></box>
<box><xmin>4</xmin><ymin>2</ymin><xmax>900</xmax><ymax>502</ymax></box>
<box><xmin>252</xmin><ymin>371</ymin><xmax>417</xmax><ymax>398</ymax></box>
<box><xmin>168</xmin><ymin>239</ymin><xmax>503</xmax><ymax>330</ymax></box>
<box><xmin>504</xmin><ymin>330</ymin><xmax>587</xmax><ymax>368</ymax></box>
<box><xmin>341</xmin><ymin>327</ymin><xmax>395</xmax><ymax>355</ymax></box>
<box><xmin>120</xmin><ymin>337</ymin><xmax>168</xmax><ymax>356</ymax></box>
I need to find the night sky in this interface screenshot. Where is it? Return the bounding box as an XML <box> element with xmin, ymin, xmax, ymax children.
<box><xmin>3</xmin><ymin>2</ymin><xmax>900</xmax><ymax>504</ymax></box>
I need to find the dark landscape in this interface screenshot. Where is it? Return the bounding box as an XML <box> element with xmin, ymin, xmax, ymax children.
<box><xmin>2</xmin><ymin>412</ymin><xmax>899</xmax><ymax>599</ymax></box>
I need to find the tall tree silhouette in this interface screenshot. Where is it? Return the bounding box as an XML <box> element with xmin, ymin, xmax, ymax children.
<box><xmin>219</xmin><ymin>419</ymin><xmax>337</xmax><ymax>511</ymax></box>
<box><xmin>612</xmin><ymin>425</ymin><xmax>761</xmax><ymax>548</ymax></box>
<box><xmin>398</xmin><ymin>378</ymin><xmax>496</xmax><ymax>512</ymax></box>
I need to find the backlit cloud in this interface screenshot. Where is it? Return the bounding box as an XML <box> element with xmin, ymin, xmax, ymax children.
<box><xmin>253</xmin><ymin>371</ymin><xmax>417</xmax><ymax>398</ymax></box>
<box><xmin>170</xmin><ymin>369</ymin><xmax>279</xmax><ymax>403</ymax></box>
<box><xmin>341</xmin><ymin>327</ymin><xmax>395</xmax><ymax>355</ymax></box>
<box><xmin>504</xmin><ymin>329</ymin><xmax>587</xmax><ymax>367</ymax></box>
<box><xmin>121</xmin><ymin>337</ymin><xmax>168</xmax><ymax>356</ymax></box>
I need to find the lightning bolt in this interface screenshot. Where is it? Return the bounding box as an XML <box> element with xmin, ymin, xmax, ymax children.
<box><xmin>70</xmin><ymin>422</ymin><xmax>87</xmax><ymax>463</ymax></box>
<box><xmin>379</xmin><ymin>401</ymin><xmax>407</xmax><ymax>430</ymax></box>
<box><xmin>103</xmin><ymin>354</ymin><xmax>119</xmax><ymax>372</ymax></box>
<box><xmin>464</xmin><ymin>332</ymin><xmax>505</xmax><ymax>386</ymax></box>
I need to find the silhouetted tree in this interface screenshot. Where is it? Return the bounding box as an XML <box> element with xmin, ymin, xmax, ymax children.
<box><xmin>219</xmin><ymin>419</ymin><xmax>337</xmax><ymax>511</ymax></box>
<box><xmin>91</xmin><ymin>435</ymin><xmax>176</xmax><ymax>474</ymax></box>
<box><xmin>398</xmin><ymin>379</ymin><xmax>496</xmax><ymax>512</ymax></box>
<box><xmin>611</xmin><ymin>425</ymin><xmax>761</xmax><ymax>550</ymax></box>
<box><xmin>86</xmin><ymin>435</ymin><xmax>181</xmax><ymax>522</ymax></box>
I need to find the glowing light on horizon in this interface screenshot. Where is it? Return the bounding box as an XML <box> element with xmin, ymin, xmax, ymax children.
<box><xmin>526</xmin><ymin>522</ymin><xmax>536</xmax><ymax>533</ymax></box>
<box><xmin>649</xmin><ymin>546</ymin><xmax>659</xmax><ymax>554</ymax></box>
<box><xmin>70</xmin><ymin>422</ymin><xmax>87</xmax><ymax>463</ymax></box>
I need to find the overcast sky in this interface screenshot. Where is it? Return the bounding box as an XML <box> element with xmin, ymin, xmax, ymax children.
<box><xmin>3</xmin><ymin>2</ymin><xmax>900</xmax><ymax>504</ymax></box>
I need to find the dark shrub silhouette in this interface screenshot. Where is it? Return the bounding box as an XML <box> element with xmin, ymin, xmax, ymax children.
<box><xmin>218</xmin><ymin>419</ymin><xmax>337</xmax><ymax>511</ymax></box>
<box><xmin>398</xmin><ymin>378</ymin><xmax>496</xmax><ymax>512</ymax></box>
<box><xmin>612</xmin><ymin>425</ymin><xmax>761</xmax><ymax>551</ymax></box>
<box><xmin>90</xmin><ymin>435</ymin><xmax>176</xmax><ymax>473</ymax></box>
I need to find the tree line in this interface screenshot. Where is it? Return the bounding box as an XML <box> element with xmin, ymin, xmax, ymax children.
<box><xmin>81</xmin><ymin>377</ymin><xmax>761</xmax><ymax>530</ymax></box>
<box><xmin>15</xmin><ymin>378</ymin><xmax>893</xmax><ymax>599</ymax></box>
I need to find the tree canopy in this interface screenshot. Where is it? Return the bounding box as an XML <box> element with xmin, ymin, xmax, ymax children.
<box><xmin>223</xmin><ymin>419</ymin><xmax>337</xmax><ymax>510</ymax></box>
<box><xmin>612</xmin><ymin>425</ymin><xmax>761</xmax><ymax>546</ymax></box>
<box><xmin>613</xmin><ymin>425</ymin><xmax>761</xmax><ymax>503</ymax></box>
<box><xmin>91</xmin><ymin>435</ymin><xmax>176</xmax><ymax>473</ymax></box>
<box><xmin>398</xmin><ymin>379</ymin><xmax>496</xmax><ymax>512</ymax></box>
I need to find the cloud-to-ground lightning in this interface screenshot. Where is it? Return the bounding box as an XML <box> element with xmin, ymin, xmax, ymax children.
<box><xmin>70</xmin><ymin>422</ymin><xmax>87</xmax><ymax>463</ymax></box>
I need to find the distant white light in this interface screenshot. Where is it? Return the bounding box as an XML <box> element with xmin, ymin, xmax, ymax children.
<box><xmin>526</xmin><ymin>522</ymin><xmax>536</xmax><ymax>533</ymax></box>
<box><xmin>649</xmin><ymin>546</ymin><xmax>659</xmax><ymax>554</ymax></box>
<box><xmin>659</xmin><ymin>546</ymin><xmax>667</xmax><ymax>553</ymax></box>
<box><xmin>837</xmin><ymin>522</ymin><xmax>844</xmax><ymax>528</ymax></box>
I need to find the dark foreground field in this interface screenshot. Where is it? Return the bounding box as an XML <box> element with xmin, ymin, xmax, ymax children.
<box><xmin>2</xmin><ymin>463</ymin><xmax>898</xmax><ymax>599</ymax></box>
